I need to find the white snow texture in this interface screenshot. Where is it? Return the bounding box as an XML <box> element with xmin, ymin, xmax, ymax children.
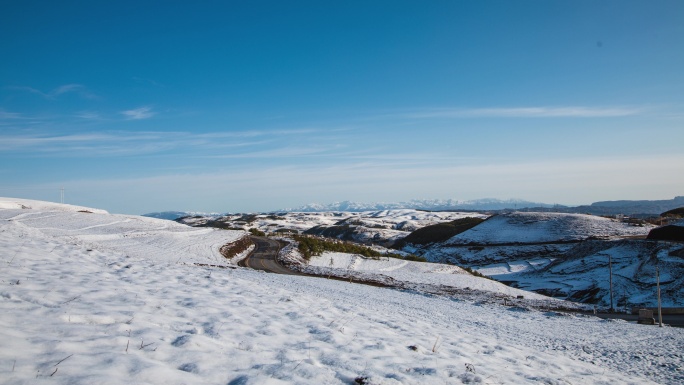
<box><xmin>1</xmin><ymin>198</ymin><xmax>682</xmax><ymax>385</ymax></box>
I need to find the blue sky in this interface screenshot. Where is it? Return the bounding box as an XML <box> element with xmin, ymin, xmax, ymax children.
<box><xmin>1</xmin><ymin>1</ymin><xmax>683</xmax><ymax>214</ymax></box>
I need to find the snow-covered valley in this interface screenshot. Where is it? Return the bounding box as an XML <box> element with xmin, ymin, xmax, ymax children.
<box><xmin>3</xmin><ymin>198</ymin><xmax>684</xmax><ymax>384</ymax></box>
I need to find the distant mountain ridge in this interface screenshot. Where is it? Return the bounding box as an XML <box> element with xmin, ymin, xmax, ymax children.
<box><xmin>142</xmin><ymin>196</ymin><xmax>684</xmax><ymax>218</ymax></box>
<box><xmin>282</xmin><ymin>198</ymin><xmax>556</xmax><ymax>212</ymax></box>
<box><xmin>581</xmin><ymin>196</ymin><xmax>684</xmax><ymax>215</ymax></box>
<box><xmin>143</xmin><ymin>211</ymin><xmax>222</xmax><ymax>220</ymax></box>
<box><xmin>284</xmin><ymin>196</ymin><xmax>684</xmax><ymax>215</ymax></box>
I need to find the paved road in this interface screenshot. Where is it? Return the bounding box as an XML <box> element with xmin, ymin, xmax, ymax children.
<box><xmin>239</xmin><ymin>236</ymin><xmax>302</xmax><ymax>275</ymax></box>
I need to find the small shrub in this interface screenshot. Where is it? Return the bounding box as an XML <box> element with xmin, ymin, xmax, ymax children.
<box><xmin>237</xmin><ymin>214</ymin><xmax>258</xmax><ymax>223</ymax></box>
<box><xmin>462</xmin><ymin>266</ymin><xmax>492</xmax><ymax>280</ymax></box>
<box><xmin>248</xmin><ymin>228</ymin><xmax>266</xmax><ymax>236</ymax></box>
<box><xmin>403</xmin><ymin>254</ymin><xmax>427</xmax><ymax>262</ymax></box>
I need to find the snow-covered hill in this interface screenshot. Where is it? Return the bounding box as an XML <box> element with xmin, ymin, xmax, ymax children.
<box><xmin>0</xmin><ymin>197</ymin><xmax>109</xmax><ymax>214</ymax></box>
<box><xmin>303</xmin><ymin>210</ymin><xmax>488</xmax><ymax>245</ymax></box>
<box><xmin>0</xmin><ymin>198</ymin><xmax>247</xmax><ymax>267</ymax></box>
<box><xmin>401</xmin><ymin>212</ymin><xmax>684</xmax><ymax>307</ymax></box>
<box><xmin>3</xmin><ymin>198</ymin><xmax>684</xmax><ymax>384</ymax></box>
<box><xmin>445</xmin><ymin>212</ymin><xmax>653</xmax><ymax>245</ymax></box>
<box><xmin>179</xmin><ymin>209</ymin><xmax>487</xmax><ymax>245</ymax></box>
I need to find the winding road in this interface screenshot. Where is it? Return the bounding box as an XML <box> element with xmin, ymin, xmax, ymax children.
<box><xmin>238</xmin><ymin>236</ymin><xmax>302</xmax><ymax>275</ymax></box>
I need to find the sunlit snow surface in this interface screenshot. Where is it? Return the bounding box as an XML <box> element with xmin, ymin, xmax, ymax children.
<box><xmin>304</xmin><ymin>252</ymin><xmax>558</xmax><ymax>303</ymax></box>
<box><xmin>445</xmin><ymin>212</ymin><xmax>654</xmax><ymax>245</ymax></box>
<box><xmin>2</xmin><ymin>198</ymin><xmax>683</xmax><ymax>385</ymax></box>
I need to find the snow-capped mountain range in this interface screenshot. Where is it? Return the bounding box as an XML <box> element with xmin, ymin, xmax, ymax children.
<box><xmin>144</xmin><ymin>210</ymin><xmax>223</xmax><ymax>220</ymax></box>
<box><xmin>281</xmin><ymin>198</ymin><xmax>557</xmax><ymax>212</ymax></box>
<box><xmin>144</xmin><ymin>196</ymin><xmax>683</xmax><ymax>219</ymax></box>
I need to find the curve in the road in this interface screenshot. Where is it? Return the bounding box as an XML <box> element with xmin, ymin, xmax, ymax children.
<box><xmin>239</xmin><ymin>236</ymin><xmax>302</xmax><ymax>275</ymax></box>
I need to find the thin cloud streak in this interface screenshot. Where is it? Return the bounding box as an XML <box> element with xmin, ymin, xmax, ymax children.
<box><xmin>0</xmin><ymin>132</ymin><xmax>170</xmax><ymax>153</ymax></box>
<box><xmin>206</xmin><ymin>146</ymin><xmax>340</xmax><ymax>159</ymax></box>
<box><xmin>5</xmin><ymin>84</ymin><xmax>97</xmax><ymax>100</ymax></box>
<box><xmin>399</xmin><ymin>106</ymin><xmax>644</xmax><ymax>119</ymax></box>
<box><xmin>0</xmin><ymin>133</ymin><xmax>112</xmax><ymax>147</ymax></box>
<box><xmin>0</xmin><ymin>130</ymin><xmax>297</xmax><ymax>157</ymax></box>
<box><xmin>121</xmin><ymin>107</ymin><xmax>156</xmax><ymax>120</ymax></box>
<box><xmin>0</xmin><ymin>125</ymin><xmax>347</xmax><ymax>156</ymax></box>
<box><xmin>195</xmin><ymin>128</ymin><xmax>322</xmax><ymax>139</ymax></box>
<box><xmin>0</xmin><ymin>109</ymin><xmax>22</xmax><ymax>119</ymax></box>
<box><xmin>74</xmin><ymin>111</ymin><xmax>101</xmax><ymax>120</ymax></box>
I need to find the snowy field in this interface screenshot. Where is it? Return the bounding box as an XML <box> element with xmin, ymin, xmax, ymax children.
<box><xmin>2</xmin><ymin>198</ymin><xmax>683</xmax><ymax>384</ymax></box>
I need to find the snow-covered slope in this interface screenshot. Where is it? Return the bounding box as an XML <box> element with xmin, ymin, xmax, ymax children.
<box><xmin>402</xmin><ymin>212</ymin><xmax>676</xmax><ymax>307</ymax></box>
<box><xmin>0</xmin><ymin>197</ymin><xmax>108</xmax><ymax>214</ymax></box>
<box><xmin>405</xmin><ymin>212</ymin><xmax>655</xmax><ymax>271</ymax></box>
<box><xmin>304</xmin><ymin>252</ymin><xmax>560</xmax><ymax>304</ymax></box>
<box><xmin>478</xmin><ymin>240</ymin><xmax>684</xmax><ymax>307</ymax></box>
<box><xmin>179</xmin><ymin>209</ymin><xmax>487</xmax><ymax>245</ymax></box>
<box><xmin>0</xmin><ymin>197</ymin><xmax>246</xmax><ymax>266</ymax></box>
<box><xmin>2</xmin><ymin>199</ymin><xmax>684</xmax><ymax>384</ymax></box>
<box><xmin>445</xmin><ymin>212</ymin><xmax>653</xmax><ymax>245</ymax></box>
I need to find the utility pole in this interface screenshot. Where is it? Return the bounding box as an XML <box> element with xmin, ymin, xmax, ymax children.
<box><xmin>60</xmin><ymin>187</ymin><xmax>64</xmax><ymax>204</ymax></box>
<box><xmin>608</xmin><ymin>254</ymin><xmax>614</xmax><ymax>312</ymax></box>
<box><xmin>328</xmin><ymin>256</ymin><xmax>334</xmax><ymax>279</ymax></box>
<box><xmin>657</xmin><ymin>265</ymin><xmax>663</xmax><ymax>327</ymax></box>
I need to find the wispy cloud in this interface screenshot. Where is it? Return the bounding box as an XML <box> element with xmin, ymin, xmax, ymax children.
<box><xmin>53</xmin><ymin>84</ymin><xmax>88</xmax><ymax>96</ymax></box>
<box><xmin>132</xmin><ymin>77</ymin><xmax>164</xmax><ymax>87</ymax></box>
<box><xmin>5</xmin><ymin>84</ymin><xmax>97</xmax><ymax>100</ymax></box>
<box><xmin>207</xmin><ymin>145</ymin><xmax>339</xmax><ymax>159</ymax></box>
<box><xmin>0</xmin><ymin>109</ymin><xmax>22</xmax><ymax>119</ymax></box>
<box><xmin>195</xmin><ymin>128</ymin><xmax>325</xmax><ymax>140</ymax></box>
<box><xmin>0</xmin><ymin>133</ymin><xmax>117</xmax><ymax>148</ymax></box>
<box><xmin>399</xmin><ymin>106</ymin><xmax>644</xmax><ymax>119</ymax></box>
<box><xmin>121</xmin><ymin>107</ymin><xmax>156</xmax><ymax>120</ymax></box>
<box><xmin>74</xmin><ymin>111</ymin><xmax>101</xmax><ymax>120</ymax></box>
<box><xmin>0</xmin><ymin>129</ymin><xmax>307</xmax><ymax>157</ymax></box>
